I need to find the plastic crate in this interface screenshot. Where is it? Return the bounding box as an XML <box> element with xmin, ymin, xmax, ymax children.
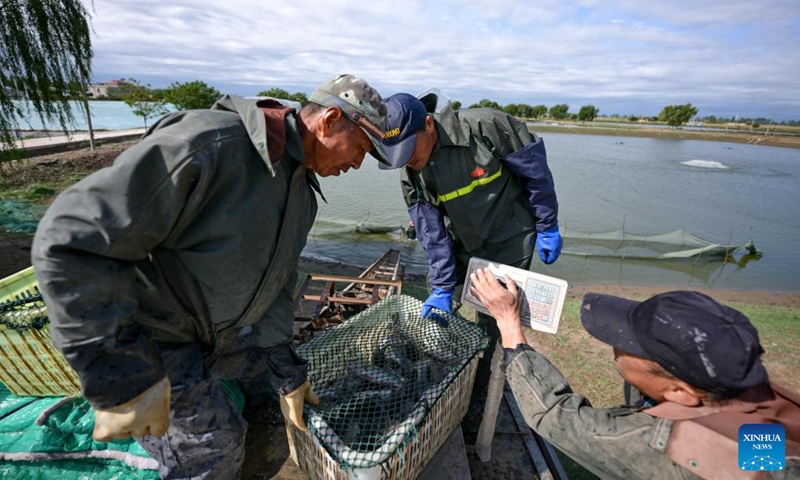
<box><xmin>286</xmin><ymin>295</ymin><xmax>488</xmax><ymax>480</ymax></box>
<box><xmin>0</xmin><ymin>266</ymin><xmax>81</xmax><ymax>397</ymax></box>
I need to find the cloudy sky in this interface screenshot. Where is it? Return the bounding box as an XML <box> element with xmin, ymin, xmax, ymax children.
<box><xmin>85</xmin><ymin>0</ymin><xmax>800</xmax><ymax>120</ymax></box>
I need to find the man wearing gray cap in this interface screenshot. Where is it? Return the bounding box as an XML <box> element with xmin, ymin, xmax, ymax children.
<box><xmin>31</xmin><ymin>74</ymin><xmax>389</xmax><ymax>479</ymax></box>
<box><xmin>469</xmin><ymin>270</ymin><xmax>800</xmax><ymax>480</ymax></box>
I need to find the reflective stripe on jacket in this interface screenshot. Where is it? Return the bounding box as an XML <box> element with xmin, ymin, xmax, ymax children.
<box><xmin>401</xmin><ymin>104</ymin><xmax>558</xmax><ymax>289</ymax></box>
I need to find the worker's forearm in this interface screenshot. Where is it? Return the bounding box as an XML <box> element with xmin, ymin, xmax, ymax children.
<box><xmin>497</xmin><ymin>313</ymin><xmax>527</xmax><ymax>348</ymax></box>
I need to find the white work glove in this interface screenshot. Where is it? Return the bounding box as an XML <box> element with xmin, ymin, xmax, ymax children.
<box><xmin>93</xmin><ymin>376</ymin><xmax>171</xmax><ymax>441</ymax></box>
<box><xmin>280</xmin><ymin>380</ymin><xmax>320</xmax><ymax>432</ymax></box>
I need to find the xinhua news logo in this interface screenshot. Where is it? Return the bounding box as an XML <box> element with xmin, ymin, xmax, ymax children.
<box><xmin>739</xmin><ymin>424</ymin><xmax>785</xmax><ymax>471</ymax></box>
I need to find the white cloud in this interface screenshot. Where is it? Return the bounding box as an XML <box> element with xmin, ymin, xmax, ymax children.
<box><xmin>84</xmin><ymin>0</ymin><xmax>800</xmax><ymax>119</ymax></box>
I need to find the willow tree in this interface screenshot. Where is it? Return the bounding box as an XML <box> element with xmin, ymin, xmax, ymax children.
<box><xmin>0</xmin><ymin>0</ymin><xmax>93</xmax><ymax>159</ymax></box>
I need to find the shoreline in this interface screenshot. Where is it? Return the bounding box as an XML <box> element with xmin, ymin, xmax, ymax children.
<box><xmin>19</xmin><ymin>119</ymin><xmax>800</xmax><ymax>152</ymax></box>
<box><xmin>296</xmin><ymin>256</ymin><xmax>800</xmax><ymax>308</ymax></box>
<box><xmin>529</xmin><ymin>123</ymin><xmax>800</xmax><ymax>149</ymax></box>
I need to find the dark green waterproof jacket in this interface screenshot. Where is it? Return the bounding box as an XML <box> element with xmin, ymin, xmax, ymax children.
<box><xmin>401</xmin><ymin>104</ymin><xmax>558</xmax><ymax>289</ymax></box>
<box><xmin>31</xmin><ymin>95</ymin><xmax>320</xmax><ymax>408</ymax></box>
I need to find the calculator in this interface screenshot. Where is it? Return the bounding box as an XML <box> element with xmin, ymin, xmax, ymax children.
<box><xmin>461</xmin><ymin>257</ymin><xmax>568</xmax><ymax>334</ymax></box>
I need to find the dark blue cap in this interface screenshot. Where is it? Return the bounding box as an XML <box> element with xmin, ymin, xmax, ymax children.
<box><xmin>379</xmin><ymin>93</ymin><xmax>428</xmax><ymax>170</ymax></box>
<box><xmin>580</xmin><ymin>291</ymin><xmax>768</xmax><ymax>395</ymax></box>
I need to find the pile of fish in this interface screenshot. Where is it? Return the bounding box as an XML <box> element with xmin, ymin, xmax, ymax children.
<box><xmin>311</xmin><ymin>323</ymin><xmax>462</xmax><ymax>453</ymax></box>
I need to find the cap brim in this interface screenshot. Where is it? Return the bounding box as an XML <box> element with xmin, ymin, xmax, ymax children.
<box><xmin>580</xmin><ymin>293</ymin><xmax>649</xmax><ymax>358</ymax></box>
<box><xmin>359</xmin><ymin>126</ymin><xmax>391</xmax><ymax>166</ymax></box>
<box><xmin>378</xmin><ymin>134</ymin><xmax>417</xmax><ymax>170</ymax></box>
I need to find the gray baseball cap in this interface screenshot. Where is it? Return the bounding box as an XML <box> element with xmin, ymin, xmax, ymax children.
<box><xmin>309</xmin><ymin>74</ymin><xmax>390</xmax><ymax>165</ymax></box>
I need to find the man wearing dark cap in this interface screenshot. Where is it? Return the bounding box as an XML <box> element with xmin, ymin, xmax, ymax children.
<box><xmin>32</xmin><ymin>74</ymin><xmax>389</xmax><ymax>479</ymax></box>
<box><xmin>469</xmin><ymin>268</ymin><xmax>800</xmax><ymax>480</ymax></box>
<box><xmin>380</xmin><ymin>92</ymin><xmax>562</xmax><ymax>418</ymax></box>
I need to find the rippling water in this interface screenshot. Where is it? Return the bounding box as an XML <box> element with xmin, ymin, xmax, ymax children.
<box><xmin>309</xmin><ymin>132</ymin><xmax>800</xmax><ymax>292</ymax></box>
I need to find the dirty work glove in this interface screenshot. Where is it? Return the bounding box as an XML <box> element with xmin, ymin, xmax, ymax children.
<box><xmin>421</xmin><ymin>287</ymin><xmax>454</xmax><ymax>325</ymax></box>
<box><xmin>280</xmin><ymin>380</ymin><xmax>320</xmax><ymax>432</ymax></box>
<box><xmin>93</xmin><ymin>376</ymin><xmax>171</xmax><ymax>441</ymax></box>
<box><xmin>535</xmin><ymin>225</ymin><xmax>563</xmax><ymax>265</ymax></box>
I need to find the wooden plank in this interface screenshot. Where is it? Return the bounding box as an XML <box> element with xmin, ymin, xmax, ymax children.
<box><xmin>536</xmin><ymin>434</ymin><xmax>571</xmax><ymax>480</ymax></box>
<box><xmin>301</xmin><ymin>295</ymin><xmax>373</xmax><ymax>306</ymax></box>
<box><xmin>311</xmin><ymin>281</ymin><xmax>334</xmax><ymax>318</ymax></box>
<box><xmin>503</xmin><ymin>387</ymin><xmax>556</xmax><ymax>480</ymax></box>
<box><xmin>418</xmin><ymin>425</ymin><xmax>473</xmax><ymax>480</ymax></box>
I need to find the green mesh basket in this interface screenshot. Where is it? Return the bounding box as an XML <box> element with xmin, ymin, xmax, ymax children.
<box><xmin>290</xmin><ymin>294</ymin><xmax>489</xmax><ymax>477</ymax></box>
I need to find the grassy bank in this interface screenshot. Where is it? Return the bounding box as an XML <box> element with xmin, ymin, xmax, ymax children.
<box><xmin>529</xmin><ymin>297</ymin><xmax>800</xmax><ymax>407</ymax></box>
<box><xmin>530</xmin><ymin>123</ymin><xmax>800</xmax><ymax>149</ymax></box>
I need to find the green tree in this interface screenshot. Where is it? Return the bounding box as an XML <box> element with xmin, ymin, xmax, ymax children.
<box><xmin>548</xmin><ymin>103</ymin><xmax>570</xmax><ymax>120</ymax></box>
<box><xmin>287</xmin><ymin>92</ymin><xmax>308</xmax><ymax>106</ymax></box>
<box><xmin>1</xmin><ymin>0</ymin><xmax>93</xmax><ymax>158</ymax></box>
<box><xmin>256</xmin><ymin>87</ymin><xmax>291</xmax><ymax>99</ymax></box>
<box><xmin>164</xmin><ymin>80</ymin><xmax>221</xmax><ymax>110</ymax></box>
<box><xmin>503</xmin><ymin>103</ymin><xmax>520</xmax><ymax>117</ymax></box>
<box><xmin>121</xmin><ymin>78</ymin><xmax>169</xmax><ymax>128</ymax></box>
<box><xmin>578</xmin><ymin>105</ymin><xmax>599</xmax><ymax>122</ymax></box>
<box><xmin>658</xmin><ymin>103</ymin><xmax>698</xmax><ymax>127</ymax></box>
<box><xmin>256</xmin><ymin>87</ymin><xmax>308</xmax><ymax>107</ymax></box>
<box><xmin>503</xmin><ymin>103</ymin><xmax>536</xmax><ymax>119</ymax></box>
<box><xmin>531</xmin><ymin>105</ymin><xmax>547</xmax><ymax>119</ymax></box>
<box><xmin>451</xmin><ymin>100</ymin><xmax>462</xmax><ymax>111</ymax></box>
<box><xmin>468</xmin><ymin>99</ymin><xmax>502</xmax><ymax>109</ymax></box>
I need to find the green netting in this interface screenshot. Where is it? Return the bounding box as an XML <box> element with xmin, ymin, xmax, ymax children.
<box><xmin>0</xmin><ymin>287</ymin><xmax>48</xmax><ymax>331</ymax></box>
<box><xmin>0</xmin><ymin>199</ymin><xmax>44</xmax><ymax>234</ymax></box>
<box><xmin>299</xmin><ymin>295</ymin><xmax>488</xmax><ymax>470</ymax></box>
<box><xmin>0</xmin><ymin>383</ymin><xmax>159</xmax><ymax>479</ymax></box>
<box><xmin>561</xmin><ymin>227</ymin><xmax>759</xmax><ymax>261</ymax></box>
<box><xmin>0</xmin><ymin>378</ymin><xmax>245</xmax><ymax>479</ymax></box>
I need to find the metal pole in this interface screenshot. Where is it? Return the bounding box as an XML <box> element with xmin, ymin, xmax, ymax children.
<box><xmin>80</xmin><ymin>75</ymin><xmax>95</xmax><ymax>150</ymax></box>
<box><xmin>475</xmin><ymin>339</ymin><xmax>505</xmax><ymax>462</ymax></box>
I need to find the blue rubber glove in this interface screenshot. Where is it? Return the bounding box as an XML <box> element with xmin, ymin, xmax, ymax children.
<box><xmin>421</xmin><ymin>288</ymin><xmax>454</xmax><ymax>325</ymax></box>
<box><xmin>535</xmin><ymin>225</ymin><xmax>563</xmax><ymax>265</ymax></box>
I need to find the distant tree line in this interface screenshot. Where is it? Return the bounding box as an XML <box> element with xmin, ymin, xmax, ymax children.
<box><xmin>89</xmin><ymin>80</ymin><xmax>800</xmax><ymax>129</ymax></box>
<box><xmin>463</xmin><ymin>99</ymin><xmax>599</xmax><ymax>122</ymax></box>
<box><xmin>116</xmin><ymin>80</ymin><xmax>318</xmax><ymax>127</ymax></box>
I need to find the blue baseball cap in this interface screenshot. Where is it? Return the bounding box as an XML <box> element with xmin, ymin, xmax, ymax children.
<box><xmin>379</xmin><ymin>93</ymin><xmax>428</xmax><ymax>170</ymax></box>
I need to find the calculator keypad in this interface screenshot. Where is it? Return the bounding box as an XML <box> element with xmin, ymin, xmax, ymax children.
<box><xmin>522</xmin><ymin>281</ymin><xmax>558</xmax><ymax>326</ymax></box>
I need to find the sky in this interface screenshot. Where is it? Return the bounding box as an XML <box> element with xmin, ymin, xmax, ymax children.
<box><xmin>84</xmin><ymin>0</ymin><xmax>800</xmax><ymax>121</ymax></box>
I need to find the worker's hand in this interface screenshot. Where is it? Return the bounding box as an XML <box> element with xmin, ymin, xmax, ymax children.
<box><xmin>421</xmin><ymin>287</ymin><xmax>454</xmax><ymax>325</ymax></box>
<box><xmin>280</xmin><ymin>380</ymin><xmax>320</xmax><ymax>432</ymax></box>
<box><xmin>469</xmin><ymin>269</ymin><xmax>526</xmax><ymax>348</ymax></box>
<box><xmin>535</xmin><ymin>225</ymin><xmax>563</xmax><ymax>265</ymax></box>
<box><xmin>93</xmin><ymin>376</ymin><xmax>171</xmax><ymax>442</ymax></box>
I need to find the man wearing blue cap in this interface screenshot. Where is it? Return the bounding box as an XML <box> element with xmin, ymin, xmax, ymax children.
<box><xmin>469</xmin><ymin>271</ymin><xmax>800</xmax><ymax>480</ymax></box>
<box><xmin>380</xmin><ymin>92</ymin><xmax>562</xmax><ymax>417</ymax></box>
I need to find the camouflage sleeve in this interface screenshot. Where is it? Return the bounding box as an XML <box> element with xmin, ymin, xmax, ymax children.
<box><xmin>505</xmin><ymin>347</ymin><xmax>689</xmax><ymax>479</ymax></box>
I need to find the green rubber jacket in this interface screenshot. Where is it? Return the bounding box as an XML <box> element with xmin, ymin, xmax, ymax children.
<box><xmin>31</xmin><ymin>95</ymin><xmax>320</xmax><ymax>408</ymax></box>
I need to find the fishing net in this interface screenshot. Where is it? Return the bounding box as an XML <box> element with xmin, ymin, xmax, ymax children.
<box><xmin>297</xmin><ymin>294</ymin><xmax>488</xmax><ymax>470</ymax></box>
<box><xmin>0</xmin><ymin>200</ymin><xmax>45</xmax><ymax>234</ymax></box>
<box><xmin>561</xmin><ymin>227</ymin><xmax>759</xmax><ymax>261</ymax></box>
<box><xmin>0</xmin><ymin>286</ymin><xmax>48</xmax><ymax>331</ymax></box>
